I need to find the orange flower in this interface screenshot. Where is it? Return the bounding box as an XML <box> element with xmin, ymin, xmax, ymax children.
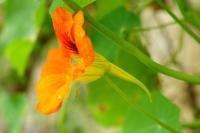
<box><xmin>36</xmin><ymin>7</ymin><xmax>94</xmax><ymax>115</ymax></box>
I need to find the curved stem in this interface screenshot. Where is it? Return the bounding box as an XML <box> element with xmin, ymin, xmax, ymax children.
<box><xmin>64</xmin><ymin>0</ymin><xmax>200</xmax><ymax>84</ymax></box>
<box><xmin>156</xmin><ymin>0</ymin><xmax>200</xmax><ymax>44</ymax></box>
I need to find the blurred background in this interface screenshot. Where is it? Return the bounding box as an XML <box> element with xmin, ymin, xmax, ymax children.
<box><xmin>0</xmin><ymin>0</ymin><xmax>200</xmax><ymax>133</ymax></box>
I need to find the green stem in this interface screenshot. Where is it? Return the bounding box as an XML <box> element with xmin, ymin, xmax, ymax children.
<box><xmin>105</xmin><ymin>76</ymin><xmax>179</xmax><ymax>133</ymax></box>
<box><xmin>105</xmin><ymin>76</ymin><xmax>132</xmax><ymax>106</ymax></box>
<box><xmin>132</xmin><ymin>20</ymin><xmax>177</xmax><ymax>32</ymax></box>
<box><xmin>134</xmin><ymin>0</ymin><xmax>154</xmax><ymax>14</ymax></box>
<box><xmin>58</xmin><ymin>101</ymin><xmax>68</xmax><ymax>133</ymax></box>
<box><xmin>182</xmin><ymin>120</ymin><xmax>200</xmax><ymax>129</ymax></box>
<box><xmin>137</xmin><ymin>107</ymin><xmax>180</xmax><ymax>133</ymax></box>
<box><xmin>64</xmin><ymin>0</ymin><xmax>200</xmax><ymax>84</ymax></box>
<box><xmin>170</xmin><ymin>30</ymin><xmax>184</xmax><ymax>65</ymax></box>
<box><xmin>156</xmin><ymin>0</ymin><xmax>200</xmax><ymax>44</ymax></box>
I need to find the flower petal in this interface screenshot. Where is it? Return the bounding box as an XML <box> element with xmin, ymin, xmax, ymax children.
<box><xmin>73</xmin><ymin>11</ymin><xmax>84</xmax><ymax>26</ymax></box>
<box><xmin>70</xmin><ymin>11</ymin><xmax>94</xmax><ymax>67</ymax></box>
<box><xmin>36</xmin><ymin>74</ymin><xmax>73</xmax><ymax>115</ymax></box>
<box><xmin>52</xmin><ymin>7</ymin><xmax>76</xmax><ymax>56</ymax></box>
<box><xmin>36</xmin><ymin>7</ymin><xmax>95</xmax><ymax>115</ymax></box>
<box><xmin>41</xmin><ymin>48</ymin><xmax>71</xmax><ymax>77</ymax></box>
<box><xmin>36</xmin><ymin>48</ymin><xmax>74</xmax><ymax>115</ymax></box>
<box><xmin>71</xmin><ymin>11</ymin><xmax>85</xmax><ymax>43</ymax></box>
<box><xmin>76</xmin><ymin>36</ymin><xmax>94</xmax><ymax>67</ymax></box>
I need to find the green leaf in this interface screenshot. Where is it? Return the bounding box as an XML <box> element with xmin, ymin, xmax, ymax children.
<box><xmin>90</xmin><ymin>7</ymin><xmax>157</xmax><ymax>89</ymax></box>
<box><xmin>1</xmin><ymin>0</ymin><xmax>45</xmax><ymax>45</ymax></box>
<box><xmin>35</xmin><ymin>0</ymin><xmax>47</xmax><ymax>27</ymax></box>
<box><xmin>0</xmin><ymin>91</ymin><xmax>27</xmax><ymax>133</ymax></box>
<box><xmin>66</xmin><ymin>0</ymin><xmax>200</xmax><ymax>83</ymax></box>
<box><xmin>177</xmin><ymin>0</ymin><xmax>200</xmax><ymax>31</ymax></box>
<box><xmin>90</xmin><ymin>7</ymin><xmax>141</xmax><ymax>61</ymax></box>
<box><xmin>88</xmin><ymin>74</ymin><xmax>145</xmax><ymax>126</ymax></box>
<box><xmin>1</xmin><ymin>0</ymin><xmax>46</xmax><ymax>76</ymax></box>
<box><xmin>49</xmin><ymin>0</ymin><xmax>69</xmax><ymax>14</ymax></box>
<box><xmin>87</xmin><ymin>7</ymin><xmax>157</xmax><ymax>126</ymax></box>
<box><xmin>50</xmin><ymin>0</ymin><xmax>95</xmax><ymax>14</ymax></box>
<box><xmin>5</xmin><ymin>40</ymin><xmax>34</xmax><ymax>76</ymax></box>
<box><xmin>74</xmin><ymin>0</ymin><xmax>95</xmax><ymax>7</ymax></box>
<box><xmin>123</xmin><ymin>92</ymin><xmax>182</xmax><ymax>133</ymax></box>
<box><xmin>96</xmin><ymin>0</ymin><xmax>126</xmax><ymax>19</ymax></box>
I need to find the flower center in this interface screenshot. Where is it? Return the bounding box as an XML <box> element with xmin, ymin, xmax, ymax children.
<box><xmin>62</xmin><ymin>33</ymin><xmax>79</xmax><ymax>54</ymax></box>
<box><xmin>71</xmin><ymin>56</ymin><xmax>82</xmax><ymax>65</ymax></box>
<box><xmin>69</xmin><ymin>41</ymin><xmax>79</xmax><ymax>54</ymax></box>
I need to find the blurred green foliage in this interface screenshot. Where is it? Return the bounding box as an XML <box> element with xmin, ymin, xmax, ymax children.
<box><xmin>177</xmin><ymin>0</ymin><xmax>200</xmax><ymax>31</ymax></box>
<box><xmin>5</xmin><ymin>40</ymin><xmax>34</xmax><ymax>76</ymax></box>
<box><xmin>0</xmin><ymin>0</ymin><xmax>46</xmax><ymax>76</ymax></box>
<box><xmin>0</xmin><ymin>91</ymin><xmax>27</xmax><ymax>133</ymax></box>
<box><xmin>95</xmin><ymin>0</ymin><xmax>126</xmax><ymax>19</ymax></box>
<box><xmin>1</xmin><ymin>0</ymin><xmax>200</xmax><ymax>132</ymax></box>
<box><xmin>88</xmin><ymin>5</ymin><xmax>157</xmax><ymax>127</ymax></box>
<box><xmin>123</xmin><ymin>92</ymin><xmax>182</xmax><ymax>133</ymax></box>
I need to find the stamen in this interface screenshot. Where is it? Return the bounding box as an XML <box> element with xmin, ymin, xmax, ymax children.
<box><xmin>71</xmin><ymin>56</ymin><xmax>82</xmax><ymax>65</ymax></box>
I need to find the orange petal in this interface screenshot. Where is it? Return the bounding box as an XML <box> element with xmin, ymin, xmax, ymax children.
<box><xmin>71</xmin><ymin>11</ymin><xmax>85</xmax><ymax>44</ymax></box>
<box><xmin>36</xmin><ymin>48</ymin><xmax>74</xmax><ymax>115</ymax></box>
<box><xmin>36</xmin><ymin>74</ymin><xmax>73</xmax><ymax>115</ymax></box>
<box><xmin>53</xmin><ymin>7</ymin><xmax>73</xmax><ymax>39</ymax></box>
<box><xmin>41</xmin><ymin>48</ymin><xmax>71</xmax><ymax>77</ymax></box>
<box><xmin>70</xmin><ymin>11</ymin><xmax>94</xmax><ymax>67</ymax></box>
<box><xmin>76</xmin><ymin>36</ymin><xmax>94</xmax><ymax>67</ymax></box>
<box><xmin>36</xmin><ymin>8</ymin><xmax>95</xmax><ymax>115</ymax></box>
<box><xmin>53</xmin><ymin>7</ymin><xmax>77</xmax><ymax>56</ymax></box>
<box><xmin>73</xmin><ymin>11</ymin><xmax>84</xmax><ymax>26</ymax></box>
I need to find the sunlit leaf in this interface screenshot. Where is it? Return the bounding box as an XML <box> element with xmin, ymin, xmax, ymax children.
<box><xmin>5</xmin><ymin>40</ymin><xmax>34</xmax><ymax>76</ymax></box>
<box><xmin>0</xmin><ymin>0</ymin><xmax>46</xmax><ymax>76</ymax></box>
<box><xmin>1</xmin><ymin>0</ymin><xmax>46</xmax><ymax>45</ymax></box>
<box><xmin>96</xmin><ymin>0</ymin><xmax>126</xmax><ymax>19</ymax></box>
<box><xmin>90</xmin><ymin>7</ymin><xmax>141</xmax><ymax>61</ymax></box>
<box><xmin>123</xmin><ymin>92</ymin><xmax>182</xmax><ymax>133</ymax></box>
<box><xmin>74</xmin><ymin>0</ymin><xmax>95</xmax><ymax>7</ymax></box>
<box><xmin>49</xmin><ymin>0</ymin><xmax>68</xmax><ymax>14</ymax></box>
<box><xmin>88</xmin><ymin>74</ymin><xmax>144</xmax><ymax>126</ymax></box>
<box><xmin>87</xmin><ymin>7</ymin><xmax>157</xmax><ymax>126</ymax></box>
<box><xmin>49</xmin><ymin>0</ymin><xmax>96</xmax><ymax>14</ymax></box>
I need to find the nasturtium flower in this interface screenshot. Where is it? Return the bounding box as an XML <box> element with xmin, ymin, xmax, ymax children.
<box><xmin>36</xmin><ymin>7</ymin><xmax>94</xmax><ymax>115</ymax></box>
<box><xmin>36</xmin><ymin>7</ymin><xmax>151</xmax><ymax>115</ymax></box>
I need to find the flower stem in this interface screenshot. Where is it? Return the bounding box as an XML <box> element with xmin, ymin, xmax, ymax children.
<box><xmin>105</xmin><ymin>76</ymin><xmax>132</xmax><ymax>106</ymax></box>
<box><xmin>182</xmin><ymin>120</ymin><xmax>200</xmax><ymax>129</ymax></box>
<box><xmin>105</xmin><ymin>76</ymin><xmax>179</xmax><ymax>133</ymax></box>
<box><xmin>64</xmin><ymin>0</ymin><xmax>200</xmax><ymax>84</ymax></box>
<box><xmin>132</xmin><ymin>20</ymin><xmax>178</xmax><ymax>32</ymax></box>
<box><xmin>156</xmin><ymin>0</ymin><xmax>200</xmax><ymax>44</ymax></box>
